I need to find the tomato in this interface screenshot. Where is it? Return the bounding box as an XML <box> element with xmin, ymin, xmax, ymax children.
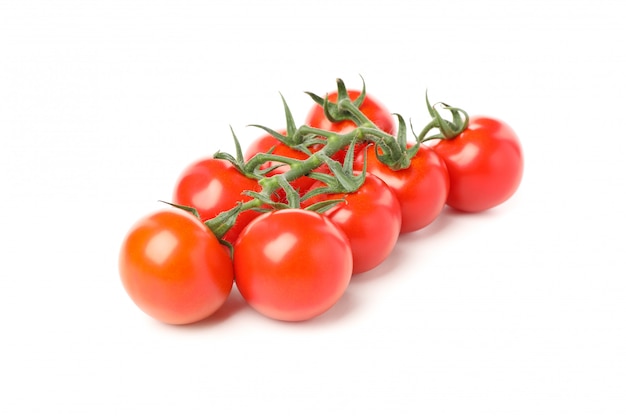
<box><xmin>431</xmin><ymin>116</ymin><xmax>523</xmax><ymax>212</ymax></box>
<box><xmin>119</xmin><ymin>209</ymin><xmax>233</xmax><ymax>325</ymax></box>
<box><xmin>305</xmin><ymin>90</ymin><xmax>396</xmax><ymax>163</ymax></box>
<box><xmin>354</xmin><ymin>144</ymin><xmax>450</xmax><ymax>233</ymax></box>
<box><xmin>304</xmin><ymin>172</ymin><xmax>401</xmax><ymax>274</ymax></box>
<box><xmin>172</xmin><ymin>157</ymin><xmax>262</xmax><ymax>244</ymax></box>
<box><xmin>244</xmin><ymin>131</ymin><xmax>326</xmax><ymax>201</ymax></box>
<box><xmin>233</xmin><ymin>209</ymin><xmax>352</xmax><ymax>321</ymax></box>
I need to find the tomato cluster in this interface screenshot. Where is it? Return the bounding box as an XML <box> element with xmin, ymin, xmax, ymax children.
<box><xmin>118</xmin><ymin>79</ymin><xmax>523</xmax><ymax>325</ymax></box>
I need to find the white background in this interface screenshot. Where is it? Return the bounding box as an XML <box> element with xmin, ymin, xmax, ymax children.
<box><xmin>1</xmin><ymin>0</ymin><xmax>624</xmax><ymax>415</ymax></box>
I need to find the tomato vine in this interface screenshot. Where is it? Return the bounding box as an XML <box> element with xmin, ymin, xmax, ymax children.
<box><xmin>203</xmin><ymin>78</ymin><xmax>468</xmax><ymax>241</ymax></box>
<box><xmin>119</xmin><ymin>76</ymin><xmax>523</xmax><ymax>324</ymax></box>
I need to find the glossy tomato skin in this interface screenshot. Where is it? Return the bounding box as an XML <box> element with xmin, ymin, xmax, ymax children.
<box><xmin>234</xmin><ymin>209</ymin><xmax>352</xmax><ymax>321</ymax></box>
<box><xmin>304</xmin><ymin>172</ymin><xmax>401</xmax><ymax>274</ymax></box>
<box><xmin>354</xmin><ymin>144</ymin><xmax>450</xmax><ymax>233</ymax></box>
<box><xmin>172</xmin><ymin>158</ymin><xmax>262</xmax><ymax>244</ymax></box>
<box><xmin>305</xmin><ymin>90</ymin><xmax>396</xmax><ymax>163</ymax></box>
<box><xmin>119</xmin><ymin>210</ymin><xmax>234</xmax><ymax>325</ymax></box>
<box><xmin>431</xmin><ymin>116</ymin><xmax>523</xmax><ymax>212</ymax></box>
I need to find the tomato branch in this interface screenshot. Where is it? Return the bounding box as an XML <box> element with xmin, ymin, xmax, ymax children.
<box><xmin>199</xmin><ymin>78</ymin><xmax>469</xmax><ymax>240</ymax></box>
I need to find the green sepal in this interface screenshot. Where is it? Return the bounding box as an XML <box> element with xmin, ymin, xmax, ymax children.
<box><xmin>213</xmin><ymin>126</ymin><xmax>261</xmax><ymax>179</ymax></box>
<box><xmin>391</xmin><ymin>114</ymin><xmax>413</xmax><ymax>170</ymax></box>
<box><xmin>280</xmin><ymin>93</ymin><xmax>299</xmax><ymax>141</ymax></box>
<box><xmin>244</xmin><ymin>150</ymin><xmax>305</xmax><ymax>177</ymax></box>
<box><xmin>248</xmin><ymin>124</ymin><xmax>291</xmax><ymax>145</ymax></box>
<box><xmin>406</xmin><ymin>140</ymin><xmax>421</xmax><ymax>161</ymax></box>
<box><xmin>301</xmin><ymin>134</ymin><xmax>327</xmax><ymax>149</ymax></box>
<box><xmin>300</xmin><ymin>182</ymin><xmax>335</xmax><ymax>201</ymax></box>
<box><xmin>304</xmin><ymin>198</ymin><xmax>346</xmax><ymax>214</ymax></box>
<box><xmin>158</xmin><ymin>200</ymin><xmax>240</xmax><ymax>241</ymax></box>
<box><xmin>372</xmin><ymin>142</ymin><xmax>395</xmax><ymax>167</ymax></box>
<box><xmin>320</xmin><ymin>155</ymin><xmax>351</xmax><ymax>188</ymax></box>
<box><xmin>335</xmin><ymin>76</ymin><xmax>366</xmax><ymax>109</ymax></box>
<box><xmin>307</xmin><ymin>91</ymin><xmax>341</xmax><ymax>123</ymax></box>
<box><xmin>302</xmin><ymin>145</ymin><xmax>366</xmax><ymax>195</ymax></box>
<box><xmin>304</xmin><ymin>77</ymin><xmax>365</xmax><ymax>125</ymax></box>
<box><xmin>158</xmin><ymin>200</ymin><xmax>201</xmax><ymax>219</ymax></box>
<box><xmin>219</xmin><ymin>239</ymin><xmax>234</xmax><ymax>259</ymax></box>
<box><xmin>396</xmin><ymin>113</ymin><xmax>408</xmax><ymax>150</ymax></box>
<box><xmin>342</xmin><ymin>136</ymin><xmax>357</xmax><ymax>172</ymax></box>
<box><xmin>353</xmin><ymin>75</ymin><xmax>367</xmax><ymax>108</ymax></box>
<box><xmin>443</xmin><ymin>103</ymin><xmax>470</xmax><ymax>135</ymax></box>
<box><xmin>243</xmin><ymin>190</ymin><xmax>289</xmax><ymax>210</ymax></box>
<box><xmin>276</xmin><ymin>175</ymin><xmax>301</xmax><ymax>208</ymax></box>
<box><xmin>204</xmin><ymin>202</ymin><xmax>243</xmax><ymax>239</ymax></box>
<box><xmin>424</xmin><ymin>91</ymin><xmax>469</xmax><ymax>140</ymax></box>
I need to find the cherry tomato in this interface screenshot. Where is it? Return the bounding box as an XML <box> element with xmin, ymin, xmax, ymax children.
<box><xmin>305</xmin><ymin>90</ymin><xmax>396</xmax><ymax>163</ymax></box>
<box><xmin>119</xmin><ymin>209</ymin><xmax>234</xmax><ymax>325</ymax></box>
<box><xmin>431</xmin><ymin>116</ymin><xmax>523</xmax><ymax>212</ymax></box>
<box><xmin>244</xmin><ymin>131</ymin><xmax>326</xmax><ymax>201</ymax></box>
<box><xmin>234</xmin><ymin>209</ymin><xmax>352</xmax><ymax>321</ymax></box>
<box><xmin>172</xmin><ymin>158</ymin><xmax>262</xmax><ymax>244</ymax></box>
<box><xmin>304</xmin><ymin>172</ymin><xmax>401</xmax><ymax>274</ymax></box>
<box><xmin>354</xmin><ymin>144</ymin><xmax>450</xmax><ymax>233</ymax></box>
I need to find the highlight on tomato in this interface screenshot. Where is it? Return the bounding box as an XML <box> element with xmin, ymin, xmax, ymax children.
<box><xmin>304</xmin><ymin>171</ymin><xmax>402</xmax><ymax>274</ymax></box>
<box><xmin>431</xmin><ymin>116</ymin><xmax>523</xmax><ymax>212</ymax></box>
<box><xmin>172</xmin><ymin>157</ymin><xmax>262</xmax><ymax>244</ymax></box>
<box><xmin>119</xmin><ymin>209</ymin><xmax>234</xmax><ymax>325</ymax></box>
<box><xmin>233</xmin><ymin>209</ymin><xmax>353</xmax><ymax>322</ymax></box>
<box><xmin>354</xmin><ymin>143</ymin><xmax>450</xmax><ymax>233</ymax></box>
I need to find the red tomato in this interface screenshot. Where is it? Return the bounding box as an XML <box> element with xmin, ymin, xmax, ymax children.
<box><xmin>233</xmin><ymin>209</ymin><xmax>352</xmax><ymax>321</ymax></box>
<box><xmin>119</xmin><ymin>209</ymin><xmax>234</xmax><ymax>325</ymax></box>
<box><xmin>354</xmin><ymin>144</ymin><xmax>450</xmax><ymax>233</ymax></box>
<box><xmin>431</xmin><ymin>116</ymin><xmax>523</xmax><ymax>212</ymax></box>
<box><xmin>244</xmin><ymin>131</ymin><xmax>326</xmax><ymax>200</ymax></box>
<box><xmin>304</xmin><ymin>172</ymin><xmax>401</xmax><ymax>274</ymax></box>
<box><xmin>305</xmin><ymin>90</ymin><xmax>396</xmax><ymax>162</ymax></box>
<box><xmin>172</xmin><ymin>158</ymin><xmax>262</xmax><ymax>244</ymax></box>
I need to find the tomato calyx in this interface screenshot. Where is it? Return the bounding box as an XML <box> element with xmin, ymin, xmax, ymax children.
<box><xmin>305</xmin><ymin>77</ymin><xmax>370</xmax><ymax>126</ymax></box>
<box><xmin>213</xmin><ymin>127</ymin><xmax>261</xmax><ymax>180</ymax></box>
<box><xmin>306</xmin><ymin>78</ymin><xmax>417</xmax><ymax>171</ymax></box>
<box><xmin>372</xmin><ymin>92</ymin><xmax>469</xmax><ymax>171</ymax></box>
<box><xmin>414</xmin><ymin>92</ymin><xmax>469</xmax><ymax>142</ymax></box>
<box><xmin>248</xmin><ymin>94</ymin><xmax>326</xmax><ymax>153</ymax></box>
<box><xmin>157</xmin><ymin>200</ymin><xmax>245</xmax><ymax>254</ymax></box>
<box><xmin>300</xmin><ymin>141</ymin><xmax>367</xmax><ymax>212</ymax></box>
<box><xmin>304</xmin><ymin>141</ymin><xmax>365</xmax><ymax>195</ymax></box>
